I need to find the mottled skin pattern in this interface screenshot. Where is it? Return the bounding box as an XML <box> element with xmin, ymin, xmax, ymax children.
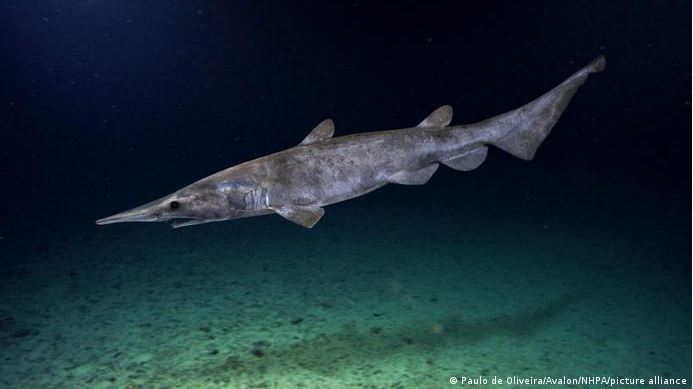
<box><xmin>96</xmin><ymin>56</ymin><xmax>604</xmax><ymax>228</ymax></box>
<box><xmin>234</xmin><ymin>127</ymin><xmax>468</xmax><ymax>207</ymax></box>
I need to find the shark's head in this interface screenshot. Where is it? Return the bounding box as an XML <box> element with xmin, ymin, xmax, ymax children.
<box><xmin>95</xmin><ymin>180</ymin><xmax>269</xmax><ymax>228</ymax></box>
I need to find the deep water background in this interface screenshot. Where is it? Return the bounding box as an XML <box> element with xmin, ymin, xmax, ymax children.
<box><xmin>0</xmin><ymin>1</ymin><xmax>690</xmax><ymax>387</ymax></box>
<box><xmin>1</xmin><ymin>1</ymin><xmax>690</xmax><ymax>224</ymax></box>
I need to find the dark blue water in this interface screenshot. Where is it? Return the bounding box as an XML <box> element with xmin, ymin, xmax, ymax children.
<box><xmin>1</xmin><ymin>2</ymin><xmax>690</xmax><ymax>388</ymax></box>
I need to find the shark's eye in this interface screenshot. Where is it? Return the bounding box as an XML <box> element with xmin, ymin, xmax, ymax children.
<box><xmin>169</xmin><ymin>201</ymin><xmax>180</xmax><ymax>209</ymax></box>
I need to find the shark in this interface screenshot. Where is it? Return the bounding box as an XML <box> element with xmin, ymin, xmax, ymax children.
<box><xmin>96</xmin><ymin>56</ymin><xmax>605</xmax><ymax>229</ymax></box>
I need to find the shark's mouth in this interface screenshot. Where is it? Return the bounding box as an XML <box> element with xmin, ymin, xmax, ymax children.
<box><xmin>169</xmin><ymin>218</ymin><xmax>226</xmax><ymax>229</ymax></box>
<box><xmin>167</xmin><ymin>217</ymin><xmax>202</xmax><ymax>228</ymax></box>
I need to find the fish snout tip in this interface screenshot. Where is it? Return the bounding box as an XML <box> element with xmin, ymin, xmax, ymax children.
<box><xmin>95</xmin><ymin>210</ymin><xmax>141</xmax><ymax>225</ymax></box>
<box><xmin>95</xmin><ymin>215</ymin><xmax>117</xmax><ymax>225</ymax></box>
<box><xmin>95</xmin><ymin>205</ymin><xmax>162</xmax><ymax>225</ymax></box>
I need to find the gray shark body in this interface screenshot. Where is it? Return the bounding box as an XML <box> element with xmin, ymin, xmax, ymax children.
<box><xmin>97</xmin><ymin>56</ymin><xmax>605</xmax><ymax>229</ymax></box>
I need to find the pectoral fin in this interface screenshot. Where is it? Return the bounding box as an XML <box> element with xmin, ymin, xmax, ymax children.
<box><xmin>273</xmin><ymin>205</ymin><xmax>325</xmax><ymax>228</ymax></box>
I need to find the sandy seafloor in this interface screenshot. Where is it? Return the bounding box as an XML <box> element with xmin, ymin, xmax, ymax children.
<box><xmin>0</xmin><ymin>169</ymin><xmax>689</xmax><ymax>388</ymax></box>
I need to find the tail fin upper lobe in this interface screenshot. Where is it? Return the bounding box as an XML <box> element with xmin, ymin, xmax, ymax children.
<box><xmin>482</xmin><ymin>55</ymin><xmax>605</xmax><ymax>160</ymax></box>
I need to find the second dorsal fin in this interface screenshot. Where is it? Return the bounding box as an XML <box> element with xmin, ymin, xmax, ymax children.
<box><xmin>300</xmin><ymin>119</ymin><xmax>335</xmax><ymax>145</ymax></box>
<box><xmin>418</xmin><ymin>105</ymin><xmax>453</xmax><ymax>128</ymax></box>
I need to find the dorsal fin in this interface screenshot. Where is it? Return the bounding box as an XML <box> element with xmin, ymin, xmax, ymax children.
<box><xmin>300</xmin><ymin>119</ymin><xmax>335</xmax><ymax>145</ymax></box>
<box><xmin>417</xmin><ymin>105</ymin><xmax>453</xmax><ymax>128</ymax></box>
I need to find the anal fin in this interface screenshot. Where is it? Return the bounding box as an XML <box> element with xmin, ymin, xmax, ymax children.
<box><xmin>273</xmin><ymin>205</ymin><xmax>325</xmax><ymax>228</ymax></box>
<box><xmin>442</xmin><ymin>146</ymin><xmax>488</xmax><ymax>171</ymax></box>
<box><xmin>389</xmin><ymin>163</ymin><xmax>439</xmax><ymax>185</ymax></box>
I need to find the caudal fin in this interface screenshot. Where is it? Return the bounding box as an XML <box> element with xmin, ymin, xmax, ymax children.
<box><xmin>484</xmin><ymin>55</ymin><xmax>605</xmax><ymax>160</ymax></box>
